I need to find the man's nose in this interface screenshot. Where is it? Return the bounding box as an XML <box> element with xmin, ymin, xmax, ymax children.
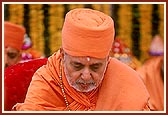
<box><xmin>81</xmin><ymin>68</ymin><xmax>92</xmax><ymax>81</ymax></box>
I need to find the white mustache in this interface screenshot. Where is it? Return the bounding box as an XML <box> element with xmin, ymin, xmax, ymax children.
<box><xmin>76</xmin><ymin>79</ymin><xmax>96</xmax><ymax>85</ymax></box>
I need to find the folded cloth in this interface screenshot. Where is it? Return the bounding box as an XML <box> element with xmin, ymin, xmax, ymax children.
<box><xmin>62</xmin><ymin>8</ymin><xmax>115</xmax><ymax>58</ymax></box>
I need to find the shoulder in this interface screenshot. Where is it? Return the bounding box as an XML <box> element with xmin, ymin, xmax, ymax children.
<box><xmin>107</xmin><ymin>57</ymin><xmax>139</xmax><ymax>78</ymax></box>
<box><xmin>99</xmin><ymin>58</ymin><xmax>150</xmax><ymax>110</ymax></box>
<box><xmin>105</xmin><ymin>58</ymin><xmax>145</xmax><ymax>90</ymax></box>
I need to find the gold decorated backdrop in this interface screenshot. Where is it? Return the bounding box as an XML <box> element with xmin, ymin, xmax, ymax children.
<box><xmin>4</xmin><ymin>4</ymin><xmax>164</xmax><ymax>63</ymax></box>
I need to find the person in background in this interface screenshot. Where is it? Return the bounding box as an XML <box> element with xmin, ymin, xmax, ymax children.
<box><xmin>12</xmin><ymin>8</ymin><xmax>151</xmax><ymax>111</ymax></box>
<box><xmin>21</xmin><ymin>33</ymin><xmax>43</xmax><ymax>62</ymax></box>
<box><xmin>4</xmin><ymin>21</ymin><xmax>25</xmax><ymax>68</ymax></box>
<box><xmin>137</xmin><ymin>35</ymin><xmax>164</xmax><ymax>111</ymax></box>
<box><xmin>111</xmin><ymin>38</ymin><xmax>141</xmax><ymax>70</ymax></box>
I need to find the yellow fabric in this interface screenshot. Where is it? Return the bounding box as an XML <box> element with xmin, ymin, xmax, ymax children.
<box><xmin>13</xmin><ymin>50</ymin><xmax>150</xmax><ymax>111</ymax></box>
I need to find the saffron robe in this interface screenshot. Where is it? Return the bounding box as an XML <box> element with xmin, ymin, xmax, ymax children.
<box><xmin>137</xmin><ymin>56</ymin><xmax>164</xmax><ymax>111</ymax></box>
<box><xmin>12</xmin><ymin>50</ymin><xmax>150</xmax><ymax>111</ymax></box>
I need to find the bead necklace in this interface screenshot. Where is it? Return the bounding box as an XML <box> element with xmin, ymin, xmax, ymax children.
<box><xmin>59</xmin><ymin>60</ymin><xmax>71</xmax><ymax>111</ymax></box>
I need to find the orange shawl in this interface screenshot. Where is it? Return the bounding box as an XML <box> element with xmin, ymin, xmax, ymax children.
<box><xmin>137</xmin><ymin>56</ymin><xmax>164</xmax><ymax>111</ymax></box>
<box><xmin>13</xmin><ymin>51</ymin><xmax>150</xmax><ymax>111</ymax></box>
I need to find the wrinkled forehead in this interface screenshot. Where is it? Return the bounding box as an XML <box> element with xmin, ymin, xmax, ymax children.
<box><xmin>64</xmin><ymin>52</ymin><xmax>108</xmax><ymax>63</ymax></box>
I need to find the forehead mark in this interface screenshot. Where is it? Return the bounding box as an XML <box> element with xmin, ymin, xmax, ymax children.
<box><xmin>87</xmin><ymin>57</ymin><xmax>90</xmax><ymax>62</ymax></box>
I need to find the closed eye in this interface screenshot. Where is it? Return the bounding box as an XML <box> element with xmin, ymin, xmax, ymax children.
<box><xmin>7</xmin><ymin>52</ymin><xmax>18</xmax><ymax>59</ymax></box>
<box><xmin>90</xmin><ymin>63</ymin><xmax>102</xmax><ymax>72</ymax></box>
<box><xmin>72</xmin><ymin>62</ymin><xmax>84</xmax><ymax>70</ymax></box>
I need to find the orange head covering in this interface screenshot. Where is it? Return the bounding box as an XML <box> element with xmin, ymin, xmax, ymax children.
<box><xmin>5</xmin><ymin>21</ymin><xmax>25</xmax><ymax>50</ymax></box>
<box><xmin>62</xmin><ymin>8</ymin><xmax>115</xmax><ymax>59</ymax></box>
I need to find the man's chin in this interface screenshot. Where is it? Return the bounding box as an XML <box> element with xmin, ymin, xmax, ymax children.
<box><xmin>72</xmin><ymin>85</ymin><xmax>96</xmax><ymax>93</ymax></box>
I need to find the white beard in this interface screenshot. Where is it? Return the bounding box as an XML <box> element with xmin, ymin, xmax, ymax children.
<box><xmin>63</xmin><ymin>62</ymin><xmax>108</xmax><ymax>93</ymax></box>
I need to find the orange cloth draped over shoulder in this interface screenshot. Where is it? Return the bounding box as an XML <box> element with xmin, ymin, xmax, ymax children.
<box><xmin>4</xmin><ymin>21</ymin><xmax>25</xmax><ymax>50</ymax></box>
<box><xmin>13</xmin><ymin>50</ymin><xmax>150</xmax><ymax>111</ymax></box>
<box><xmin>137</xmin><ymin>56</ymin><xmax>164</xmax><ymax>111</ymax></box>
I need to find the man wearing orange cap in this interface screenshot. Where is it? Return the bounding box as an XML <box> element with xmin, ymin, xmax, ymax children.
<box><xmin>12</xmin><ymin>8</ymin><xmax>151</xmax><ymax>111</ymax></box>
<box><xmin>137</xmin><ymin>35</ymin><xmax>164</xmax><ymax>111</ymax></box>
<box><xmin>4</xmin><ymin>21</ymin><xmax>25</xmax><ymax>68</ymax></box>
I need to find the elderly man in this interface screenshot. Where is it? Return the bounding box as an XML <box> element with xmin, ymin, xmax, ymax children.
<box><xmin>12</xmin><ymin>8</ymin><xmax>151</xmax><ymax>111</ymax></box>
<box><xmin>4</xmin><ymin>21</ymin><xmax>25</xmax><ymax>68</ymax></box>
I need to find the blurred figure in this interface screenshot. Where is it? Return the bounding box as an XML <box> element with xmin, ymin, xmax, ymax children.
<box><xmin>137</xmin><ymin>35</ymin><xmax>164</xmax><ymax>111</ymax></box>
<box><xmin>111</xmin><ymin>38</ymin><xmax>141</xmax><ymax>70</ymax></box>
<box><xmin>4</xmin><ymin>21</ymin><xmax>25</xmax><ymax>68</ymax></box>
<box><xmin>21</xmin><ymin>34</ymin><xmax>43</xmax><ymax>62</ymax></box>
